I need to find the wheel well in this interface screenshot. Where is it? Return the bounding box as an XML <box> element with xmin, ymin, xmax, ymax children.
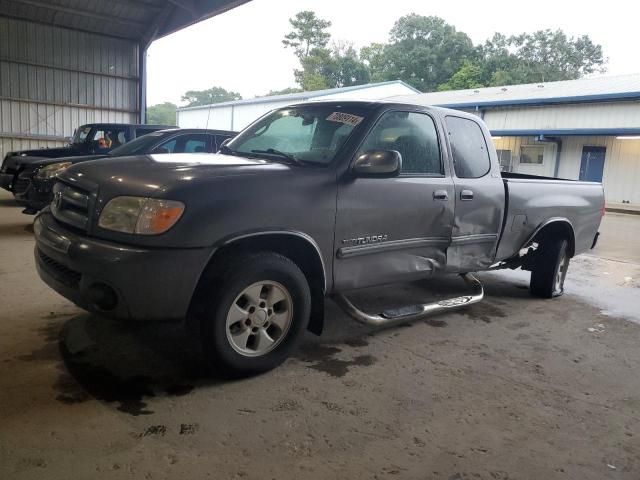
<box><xmin>188</xmin><ymin>233</ymin><xmax>326</xmax><ymax>336</ymax></box>
<box><xmin>531</xmin><ymin>221</ymin><xmax>576</xmax><ymax>257</ymax></box>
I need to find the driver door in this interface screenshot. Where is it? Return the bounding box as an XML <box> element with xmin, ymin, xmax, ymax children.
<box><xmin>333</xmin><ymin>110</ymin><xmax>454</xmax><ymax>291</ymax></box>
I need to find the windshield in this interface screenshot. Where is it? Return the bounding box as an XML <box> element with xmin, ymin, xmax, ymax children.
<box><xmin>109</xmin><ymin>132</ymin><xmax>165</xmax><ymax>156</ymax></box>
<box><xmin>228</xmin><ymin>106</ymin><xmax>367</xmax><ymax>165</ymax></box>
<box><xmin>72</xmin><ymin>125</ymin><xmax>92</xmax><ymax>145</ymax></box>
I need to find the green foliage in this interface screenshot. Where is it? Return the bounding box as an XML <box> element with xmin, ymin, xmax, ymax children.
<box><xmin>382</xmin><ymin>15</ymin><xmax>476</xmax><ymax>92</ymax></box>
<box><xmin>281</xmin><ymin>11</ymin><xmax>607</xmax><ymax>94</ymax></box>
<box><xmin>181</xmin><ymin>87</ymin><xmax>242</xmax><ymax>107</ymax></box>
<box><xmin>295</xmin><ymin>44</ymin><xmax>370</xmax><ymax>91</ymax></box>
<box><xmin>282</xmin><ymin>11</ymin><xmax>332</xmax><ymax>59</ymax></box>
<box><xmin>437</xmin><ymin>62</ymin><xmax>484</xmax><ymax>91</ymax></box>
<box><xmin>146</xmin><ymin>102</ymin><xmax>177</xmax><ymax>125</ymax></box>
<box><xmin>360</xmin><ymin>43</ymin><xmax>390</xmax><ymax>83</ymax></box>
<box><xmin>264</xmin><ymin>87</ymin><xmax>303</xmax><ymax>96</ymax></box>
<box><xmin>477</xmin><ymin>30</ymin><xmax>606</xmax><ymax>85</ymax></box>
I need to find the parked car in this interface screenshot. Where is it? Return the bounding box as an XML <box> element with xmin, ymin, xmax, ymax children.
<box><xmin>33</xmin><ymin>101</ymin><xmax>604</xmax><ymax>377</ymax></box>
<box><xmin>0</xmin><ymin>123</ymin><xmax>174</xmax><ymax>194</ymax></box>
<box><xmin>14</xmin><ymin>128</ymin><xmax>236</xmax><ymax>213</ymax></box>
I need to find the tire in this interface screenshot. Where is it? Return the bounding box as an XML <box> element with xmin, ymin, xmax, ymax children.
<box><xmin>529</xmin><ymin>238</ymin><xmax>570</xmax><ymax>298</ymax></box>
<box><xmin>200</xmin><ymin>252</ymin><xmax>311</xmax><ymax>377</ymax></box>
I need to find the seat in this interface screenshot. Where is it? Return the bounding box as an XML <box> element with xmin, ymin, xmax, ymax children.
<box><xmin>193</xmin><ymin>145</ymin><xmax>206</xmax><ymax>153</ymax></box>
<box><xmin>391</xmin><ymin>135</ymin><xmax>427</xmax><ymax>174</ymax></box>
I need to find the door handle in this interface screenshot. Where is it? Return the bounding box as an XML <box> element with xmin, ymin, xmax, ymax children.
<box><xmin>433</xmin><ymin>190</ymin><xmax>449</xmax><ymax>201</ymax></box>
<box><xmin>460</xmin><ymin>190</ymin><xmax>474</xmax><ymax>201</ymax></box>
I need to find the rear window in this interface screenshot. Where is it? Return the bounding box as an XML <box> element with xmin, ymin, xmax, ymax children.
<box><xmin>445</xmin><ymin>116</ymin><xmax>491</xmax><ymax>178</ymax></box>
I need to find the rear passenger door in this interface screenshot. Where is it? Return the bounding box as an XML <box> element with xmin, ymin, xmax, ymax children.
<box><xmin>444</xmin><ymin>115</ymin><xmax>505</xmax><ymax>271</ymax></box>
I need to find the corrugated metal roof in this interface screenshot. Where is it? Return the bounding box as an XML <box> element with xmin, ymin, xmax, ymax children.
<box><xmin>177</xmin><ymin>81</ymin><xmax>421</xmax><ymax>112</ymax></box>
<box><xmin>0</xmin><ymin>0</ymin><xmax>251</xmax><ymax>42</ymax></box>
<box><xmin>390</xmin><ymin>73</ymin><xmax>640</xmax><ymax>108</ymax></box>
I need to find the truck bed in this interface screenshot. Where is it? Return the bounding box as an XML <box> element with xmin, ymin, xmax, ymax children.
<box><xmin>495</xmin><ymin>173</ymin><xmax>604</xmax><ymax>261</ymax></box>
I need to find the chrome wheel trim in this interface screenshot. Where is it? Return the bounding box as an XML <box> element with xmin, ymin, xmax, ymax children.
<box><xmin>555</xmin><ymin>254</ymin><xmax>568</xmax><ymax>294</ymax></box>
<box><xmin>225</xmin><ymin>280</ymin><xmax>293</xmax><ymax>357</ymax></box>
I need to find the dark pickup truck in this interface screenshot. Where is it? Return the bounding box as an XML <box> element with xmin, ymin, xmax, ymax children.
<box><xmin>13</xmin><ymin>128</ymin><xmax>236</xmax><ymax>213</ymax></box>
<box><xmin>0</xmin><ymin>122</ymin><xmax>173</xmax><ymax>194</ymax></box>
<box><xmin>33</xmin><ymin>101</ymin><xmax>605</xmax><ymax>376</ymax></box>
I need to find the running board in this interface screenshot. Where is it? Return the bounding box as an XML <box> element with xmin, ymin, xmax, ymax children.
<box><xmin>332</xmin><ymin>273</ymin><xmax>484</xmax><ymax>327</ymax></box>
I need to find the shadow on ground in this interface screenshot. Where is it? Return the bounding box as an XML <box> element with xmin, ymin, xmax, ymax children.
<box><xmin>56</xmin><ymin>314</ymin><xmax>216</xmax><ymax>416</ymax></box>
<box><xmin>0</xmin><ymin>197</ymin><xmax>21</xmax><ymax>207</ymax></box>
<box><xmin>54</xmin><ymin>273</ymin><xmax>536</xmax><ymax>416</ymax></box>
<box><xmin>0</xmin><ymin>221</ymin><xmax>33</xmax><ymax>237</ymax></box>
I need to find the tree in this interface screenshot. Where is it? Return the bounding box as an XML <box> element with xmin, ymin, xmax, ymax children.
<box><xmin>360</xmin><ymin>43</ymin><xmax>390</xmax><ymax>83</ymax></box>
<box><xmin>263</xmin><ymin>87</ymin><xmax>303</xmax><ymax>96</ymax></box>
<box><xmin>382</xmin><ymin>15</ymin><xmax>476</xmax><ymax>92</ymax></box>
<box><xmin>294</xmin><ymin>44</ymin><xmax>370</xmax><ymax>91</ymax></box>
<box><xmin>437</xmin><ymin>62</ymin><xmax>484</xmax><ymax>91</ymax></box>
<box><xmin>477</xmin><ymin>30</ymin><xmax>606</xmax><ymax>86</ymax></box>
<box><xmin>181</xmin><ymin>87</ymin><xmax>242</xmax><ymax>107</ymax></box>
<box><xmin>282</xmin><ymin>11</ymin><xmax>332</xmax><ymax>59</ymax></box>
<box><xmin>146</xmin><ymin>102</ymin><xmax>177</xmax><ymax>125</ymax></box>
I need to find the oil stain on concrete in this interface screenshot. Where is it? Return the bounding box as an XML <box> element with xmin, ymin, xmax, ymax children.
<box><xmin>294</xmin><ymin>343</ymin><xmax>377</xmax><ymax>378</ymax></box>
<box><xmin>43</xmin><ymin>314</ymin><xmax>211</xmax><ymax>416</ymax></box>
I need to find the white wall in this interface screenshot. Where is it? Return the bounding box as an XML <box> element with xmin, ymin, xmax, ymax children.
<box><xmin>493</xmin><ymin>136</ymin><xmax>558</xmax><ymax>177</ymax></box>
<box><xmin>494</xmin><ymin>136</ymin><xmax>640</xmax><ymax>206</ymax></box>
<box><xmin>483</xmin><ymin>101</ymin><xmax>640</xmax><ymax>131</ymax></box>
<box><xmin>177</xmin><ymin>83</ymin><xmax>419</xmax><ymax>132</ymax></box>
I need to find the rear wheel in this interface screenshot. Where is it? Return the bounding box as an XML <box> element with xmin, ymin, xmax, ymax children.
<box><xmin>200</xmin><ymin>252</ymin><xmax>311</xmax><ymax>377</ymax></box>
<box><xmin>530</xmin><ymin>238</ymin><xmax>570</xmax><ymax>298</ymax></box>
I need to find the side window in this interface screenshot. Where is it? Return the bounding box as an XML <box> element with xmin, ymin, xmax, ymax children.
<box><xmin>446</xmin><ymin>116</ymin><xmax>491</xmax><ymax>178</ymax></box>
<box><xmin>181</xmin><ymin>135</ymin><xmax>209</xmax><ymax>153</ymax></box>
<box><xmin>153</xmin><ymin>139</ymin><xmax>177</xmax><ymax>154</ymax></box>
<box><xmin>357</xmin><ymin>111</ymin><xmax>442</xmax><ymax>175</ymax></box>
<box><xmin>92</xmin><ymin>127</ymin><xmax>129</xmax><ymax>150</ymax></box>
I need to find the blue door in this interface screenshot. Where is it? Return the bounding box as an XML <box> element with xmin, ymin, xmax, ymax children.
<box><xmin>579</xmin><ymin>146</ymin><xmax>606</xmax><ymax>182</ymax></box>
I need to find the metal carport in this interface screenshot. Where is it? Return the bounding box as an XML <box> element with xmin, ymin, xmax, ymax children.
<box><xmin>0</xmin><ymin>0</ymin><xmax>250</xmax><ymax>157</ymax></box>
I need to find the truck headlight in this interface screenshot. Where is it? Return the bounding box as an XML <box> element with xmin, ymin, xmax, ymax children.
<box><xmin>98</xmin><ymin>196</ymin><xmax>185</xmax><ymax>235</ymax></box>
<box><xmin>37</xmin><ymin>162</ymin><xmax>72</xmax><ymax>179</ymax></box>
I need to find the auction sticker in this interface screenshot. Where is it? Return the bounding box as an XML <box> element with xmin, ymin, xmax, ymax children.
<box><xmin>326</xmin><ymin>112</ymin><xmax>364</xmax><ymax>126</ymax></box>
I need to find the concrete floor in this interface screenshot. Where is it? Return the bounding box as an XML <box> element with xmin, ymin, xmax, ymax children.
<box><xmin>0</xmin><ymin>190</ymin><xmax>639</xmax><ymax>480</ymax></box>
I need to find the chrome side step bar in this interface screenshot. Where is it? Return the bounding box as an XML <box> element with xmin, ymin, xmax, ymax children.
<box><xmin>332</xmin><ymin>274</ymin><xmax>484</xmax><ymax>327</ymax></box>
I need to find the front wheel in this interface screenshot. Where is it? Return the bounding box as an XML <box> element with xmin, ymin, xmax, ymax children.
<box><xmin>200</xmin><ymin>252</ymin><xmax>311</xmax><ymax>377</ymax></box>
<box><xmin>530</xmin><ymin>238</ymin><xmax>570</xmax><ymax>298</ymax></box>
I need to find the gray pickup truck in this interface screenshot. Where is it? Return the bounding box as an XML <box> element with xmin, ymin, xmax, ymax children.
<box><xmin>33</xmin><ymin>100</ymin><xmax>604</xmax><ymax>376</ymax></box>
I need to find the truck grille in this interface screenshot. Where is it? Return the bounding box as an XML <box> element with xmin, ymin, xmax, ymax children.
<box><xmin>51</xmin><ymin>181</ymin><xmax>91</xmax><ymax>231</ymax></box>
<box><xmin>38</xmin><ymin>249</ymin><xmax>81</xmax><ymax>288</ymax></box>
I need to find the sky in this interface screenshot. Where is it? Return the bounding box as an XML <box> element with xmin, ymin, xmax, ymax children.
<box><xmin>146</xmin><ymin>0</ymin><xmax>640</xmax><ymax>106</ymax></box>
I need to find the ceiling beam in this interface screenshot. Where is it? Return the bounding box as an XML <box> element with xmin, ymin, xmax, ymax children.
<box><xmin>166</xmin><ymin>0</ymin><xmax>199</xmax><ymax>19</ymax></box>
<box><xmin>4</xmin><ymin>0</ymin><xmax>148</xmax><ymax>29</ymax></box>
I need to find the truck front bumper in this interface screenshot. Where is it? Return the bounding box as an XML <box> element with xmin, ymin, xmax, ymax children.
<box><xmin>34</xmin><ymin>211</ymin><xmax>212</xmax><ymax>321</ymax></box>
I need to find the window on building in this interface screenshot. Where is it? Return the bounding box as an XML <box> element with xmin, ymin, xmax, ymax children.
<box><xmin>445</xmin><ymin>116</ymin><xmax>491</xmax><ymax>178</ymax></box>
<box><xmin>496</xmin><ymin>149</ymin><xmax>513</xmax><ymax>172</ymax></box>
<box><xmin>520</xmin><ymin>145</ymin><xmax>545</xmax><ymax>165</ymax></box>
<box><xmin>357</xmin><ymin>111</ymin><xmax>442</xmax><ymax>175</ymax></box>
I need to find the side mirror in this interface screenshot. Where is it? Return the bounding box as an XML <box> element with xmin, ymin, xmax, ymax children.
<box><xmin>352</xmin><ymin>150</ymin><xmax>402</xmax><ymax>178</ymax></box>
<box><xmin>65</xmin><ymin>136</ymin><xmax>73</xmax><ymax>145</ymax></box>
<box><xmin>220</xmin><ymin>138</ymin><xmax>232</xmax><ymax>148</ymax></box>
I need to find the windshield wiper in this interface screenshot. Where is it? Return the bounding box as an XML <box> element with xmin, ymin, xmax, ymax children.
<box><xmin>250</xmin><ymin>148</ymin><xmax>305</xmax><ymax>166</ymax></box>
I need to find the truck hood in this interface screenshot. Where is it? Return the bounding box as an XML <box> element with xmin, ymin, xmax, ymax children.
<box><xmin>18</xmin><ymin>154</ymin><xmax>109</xmax><ymax>170</ymax></box>
<box><xmin>57</xmin><ymin>153</ymin><xmax>290</xmax><ymax>198</ymax></box>
<box><xmin>7</xmin><ymin>145</ymin><xmax>78</xmax><ymax>161</ymax></box>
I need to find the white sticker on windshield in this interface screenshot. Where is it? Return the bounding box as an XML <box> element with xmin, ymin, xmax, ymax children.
<box><xmin>326</xmin><ymin>112</ymin><xmax>364</xmax><ymax>127</ymax></box>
